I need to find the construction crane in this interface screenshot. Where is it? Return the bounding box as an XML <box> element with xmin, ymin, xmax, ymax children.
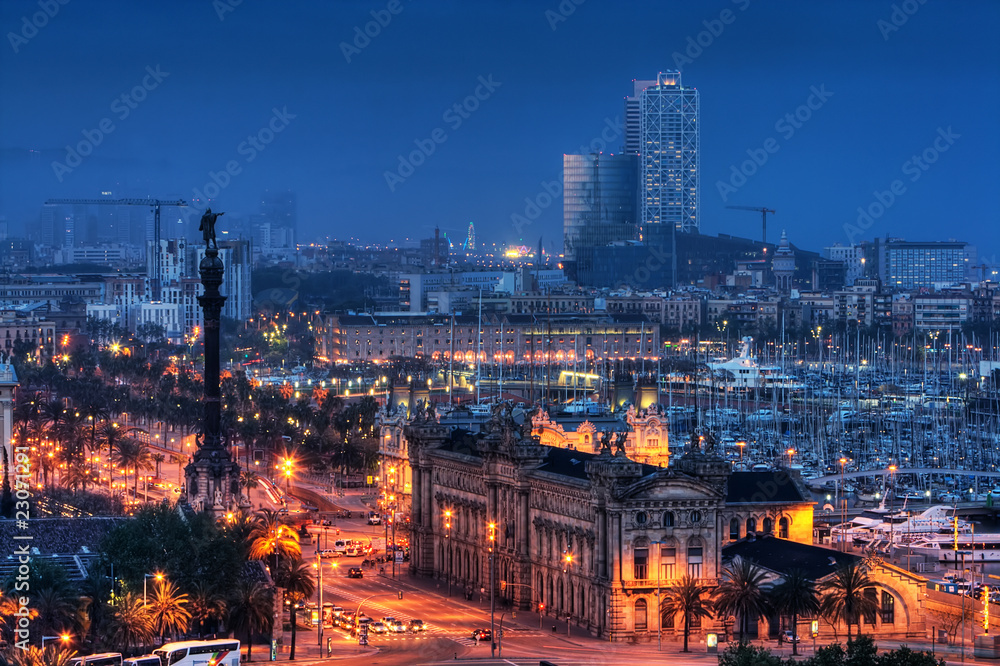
<box><xmin>727</xmin><ymin>205</ymin><xmax>775</xmax><ymax>248</ymax></box>
<box><xmin>44</xmin><ymin>198</ymin><xmax>188</xmax><ymax>301</ymax></box>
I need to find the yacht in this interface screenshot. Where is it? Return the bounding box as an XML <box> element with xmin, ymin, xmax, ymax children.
<box><xmin>707</xmin><ymin>337</ymin><xmax>804</xmax><ymax>390</ymax></box>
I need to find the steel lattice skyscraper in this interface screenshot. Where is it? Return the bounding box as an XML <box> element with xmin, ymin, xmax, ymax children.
<box><xmin>639</xmin><ymin>71</ymin><xmax>699</xmax><ymax>235</ymax></box>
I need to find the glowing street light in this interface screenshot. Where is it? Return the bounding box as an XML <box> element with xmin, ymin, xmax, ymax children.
<box><xmin>144</xmin><ymin>572</ymin><xmax>164</xmax><ymax>606</ymax></box>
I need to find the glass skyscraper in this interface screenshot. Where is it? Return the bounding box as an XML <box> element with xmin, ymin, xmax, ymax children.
<box><xmin>639</xmin><ymin>71</ymin><xmax>699</xmax><ymax>234</ymax></box>
<box><xmin>562</xmin><ymin>152</ymin><xmax>639</xmax><ymax>263</ymax></box>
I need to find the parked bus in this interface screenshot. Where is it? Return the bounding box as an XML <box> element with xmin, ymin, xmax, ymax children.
<box><xmin>123</xmin><ymin>658</ymin><xmax>160</xmax><ymax>666</ymax></box>
<box><xmin>69</xmin><ymin>654</ymin><xmax>123</xmax><ymax>666</ymax></box>
<box><xmin>152</xmin><ymin>639</ymin><xmax>240</xmax><ymax>666</ymax></box>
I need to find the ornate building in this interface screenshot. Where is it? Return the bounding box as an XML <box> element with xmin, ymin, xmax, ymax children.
<box><xmin>404</xmin><ymin>403</ymin><xmax>815</xmax><ymax>641</ymax></box>
<box><xmin>531</xmin><ymin>404</ymin><xmax>671</xmax><ymax>468</ymax></box>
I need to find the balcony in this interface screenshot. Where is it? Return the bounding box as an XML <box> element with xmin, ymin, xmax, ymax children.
<box><xmin>621</xmin><ymin>577</ymin><xmax>718</xmax><ymax>589</ymax></box>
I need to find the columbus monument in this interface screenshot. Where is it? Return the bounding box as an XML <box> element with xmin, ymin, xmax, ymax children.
<box><xmin>185</xmin><ymin>210</ymin><xmax>240</xmax><ymax>516</ymax></box>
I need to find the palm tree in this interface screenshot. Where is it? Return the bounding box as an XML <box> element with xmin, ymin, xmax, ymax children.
<box><xmin>247</xmin><ymin>509</ymin><xmax>301</xmax><ymax>570</ymax></box>
<box><xmin>96</xmin><ymin>422</ymin><xmax>142</xmax><ymax>497</ymax></box>
<box><xmin>274</xmin><ymin>557</ymin><xmax>316</xmax><ymax>661</ymax></box>
<box><xmin>151</xmin><ymin>453</ymin><xmax>166</xmax><ymax>479</ymax></box>
<box><xmin>771</xmin><ymin>569</ymin><xmax>819</xmax><ymax>656</ymax></box>
<box><xmin>818</xmin><ymin>562</ymin><xmax>879</xmax><ymax>641</ymax></box>
<box><xmin>61</xmin><ymin>461</ymin><xmax>94</xmax><ymax>492</ymax></box>
<box><xmin>239</xmin><ymin>470</ymin><xmax>261</xmax><ymax>502</ymax></box>
<box><xmin>9</xmin><ymin>646</ymin><xmax>76</xmax><ymax>666</ymax></box>
<box><xmin>188</xmin><ymin>581</ymin><xmax>227</xmax><ymax>638</ymax></box>
<box><xmin>31</xmin><ymin>587</ymin><xmax>79</xmax><ymax>640</ymax></box>
<box><xmin>107</xmin><ymin>592</ymin><xmax>154</xmax><ymax>653</ymax></box>
<box><xmin>713</xmin><ymin>558</ymin><xmax>771</xmax><ymax>644</ymax></box>
<box><xmin>110</xmin><ymin>436</ymin><xmax>153</xmax><ymax>502</ymax></box>
<box><xmin>147</xmin><ymin>580</ymin><xmax>191</xmax><ymax>643</ymax></box>
<box><xmin>228</xmin><ymin>580</ymin><xmax>274</xmax><ymax>662</ymax></box>
<box><xmin>660</xmin><ymin>574</ymin><xmax>714</xmax><ymax>653</ymax></box>
<box><xmin>0</xmin><ymin>590</ymin><xmax>38</xmax><ymax>646</ymax></box>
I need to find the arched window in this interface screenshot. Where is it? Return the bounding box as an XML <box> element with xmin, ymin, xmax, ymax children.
<box><xmin>881</xmin><ymin>591</ymin><xmax>895</xmax><ymax>624</ymax></box>
<box><xmin>663</xmin><ymin>511</ymin><xmax>675</xmax><ymax>527</ymax></box>
<box><xmin>635</xmin><ymin>511</ymin><xmax>649</xmax><ymax>526</ymax></box>
<box><xmin>779</xmin><ymin>517</ymin><xmax>790</xmax><ymax>539</ymax></box>
<box><xmin>690</xmin><ymin>510</ymin><xmax>702</xmax><ymax>524</ymax></box>
<box><xmin>635</xmin><ymin>599</ymin><xmax>648</xmax><ymax>631</ymax></box>
<box><xmin>763</xmin><ymin>517</ymin><xmax>774</xmax><ymax>534</ymax></box>
<box><xmin>730</xmin><ymin>518</ymin><xmax>740</xmax><ymax>540</ymax></box>
<box><xmin>863</xmin><ymin>588</ymin><xmax>878</xmax><ymax>625</ymax></box>
<box><xmin>747</xmin><ymin>517</ymin><xmax>757</xmax><ymax>534</ymax></box>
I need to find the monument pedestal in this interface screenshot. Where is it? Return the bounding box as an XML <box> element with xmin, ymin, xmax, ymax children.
<box><xmin>975</xmin><ymin>634</ymin><xmax>1000</xmax><ymax>659</ymax></box>
<box><xmin>183</xmin><ymin>238</ymin><xmax>239</xmax><ymax>520</ymax></box>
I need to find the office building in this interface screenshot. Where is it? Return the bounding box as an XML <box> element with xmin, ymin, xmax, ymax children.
<box><xmin>866</xmin><ymin>239</ymin><xmax>967</xmax><ymax>290</ymax></box>
<box><xmin>623</xmin><ymin>79</ymin><xmax>656</xmax><ymax>154</ymax></box>
<box><xmin>639</xmin><ymin>71</ymin><xmax>699</xmax><ymax>234</ymax></box>
<box><xmin>563</xmin><ymin>153</ymin><xmax>639</xmax><ymax>264</ymax></box>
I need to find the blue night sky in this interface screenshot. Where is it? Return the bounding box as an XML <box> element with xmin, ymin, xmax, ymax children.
<box><xmin>1</xmin><ymin>0</ymin><xmax>998</xmax><ymax>258</ymax></box>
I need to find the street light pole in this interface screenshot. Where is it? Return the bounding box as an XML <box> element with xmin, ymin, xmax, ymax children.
<box><xmin>143</xmin><ymin>572</ymin><xmax>162</xmax><ymax>606</ymax></box>
<box><xmin>317</xmin><ymin>542</ymin><xmax>323</xmax><ymax>647</ymax></box>
<box><xmin>444</xmin><ymin>510</ymin><xmax>452</xmax><ymax>597</ymax></box>
<box><xmin>489</xmin><ymin>521</ymin><xmax>496</xmax><ymax>658</ymax></box>
<box><xmin>840</xmin><ymin>457</ymin><xmax>848</xmax><ymax>552</ymax></box>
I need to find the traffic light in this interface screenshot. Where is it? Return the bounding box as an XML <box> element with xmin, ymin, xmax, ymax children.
<box><xmin>398</xmin><ymin>591</ymin><xmax>403</xmax><ymax>600</ymax></box>
<box><xmin>500</xmin><ymin>581</ymin><xmax>507</xmax><ymax>592</ymax></box>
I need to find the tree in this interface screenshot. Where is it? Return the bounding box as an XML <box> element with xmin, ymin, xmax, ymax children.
<box><xmin>106</xmin><ymin>592</ymin><xmax>154</xmax><ymax>654</ymax></box>
<box><xmin>146</xmin><ymin>579</ymin><xmax>191</xmax><ymax>642</ymax></box>
<box><xmin>818</xmin><ymin>562</ymin><xmax>879</xmax><ymax>641</ymax></box>
<box><xmin>771</xmin><ymin>569</ymin><xmax>819</xmax><ymax>656</ymax></box>
<box><xmin>660</xmin><ymin>574</ymin><xmax>714</xmax><ymax>653</ymax></box>
<box><xmin>110</xmin><ymin>436</ymin><xmax>153</xmax><ymax>502</ymax></box>
<box><xmin>714</xmin><ymin>558</ymin><xmax>771</xmax><ymax>644</ymax></box>
<box><xmin>7</xmin><ymin>645</ymin><xmax>77</xmax><ymax>666</ymax></box>
<box><xmin>274</xmin><ymin>557</ymin><xmax>315</xmax><ymax>661</ymax></box>
<box><xmin>228</xmin><ymin>580</ymin><xmax>274</xmax><ymax>663</ymax></box>
<box><xmin>247</xmin><ymin>509</ymin><xmax>301</xmax><ymax>570</ymax></box>
<box><xmin>188</xmin><ymin>581</ymin><xmax>227</xmax><ymax>638</ymax></box>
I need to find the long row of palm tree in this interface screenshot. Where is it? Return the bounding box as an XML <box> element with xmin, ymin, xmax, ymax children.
<box><xmin>661</xmin><ymin>560</ymin><xmax>879</xmax><ymax>653</ymax></box>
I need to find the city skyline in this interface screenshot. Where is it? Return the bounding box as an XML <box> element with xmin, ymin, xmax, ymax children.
<box><xmin>0</xmin><ymin>1</ymin><xmax>997</xmax><ymax>258</ymax></box>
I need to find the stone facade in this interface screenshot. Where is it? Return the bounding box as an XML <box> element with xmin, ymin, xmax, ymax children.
<box><xmin>404</xmin><ymin>403</ymin><xmax>815</xmax><ymax>642</ymax></box>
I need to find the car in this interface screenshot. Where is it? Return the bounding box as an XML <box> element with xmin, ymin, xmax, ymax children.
<box><xmin>381</xmin><ymin>616</ymin><xmax>397</xmax><ymax>627</ymax></box>
<box><xmin>367</xmin><ymin>514</ymin><xmax>381</xmax><ymax>525</ymax></box>
<box><xmin>408</xmin><ymin>619</ymin><xmax>425</xmax><ymax>632</ymax></box>
<box><xmin>471</xmin><ymin>629</ymin><xmax>492</xmax><ymax>642</ymax></box>
<box><xmin>318</xmin><ymin>549</ymin><xmax>342</xmax><ymax>559</ymax></box>
<box><xmin>781</xmin><ymin>630</ymin><xmax>800</xmax><ymax>644</ymax></box>
<box><xmin>391</xmin><ymin>619</ymin><xmax>407</xmax><ymax>633</ymax></box>
<box><xmin>348</xmin><ymin>567</ymin><xmax>364</xmax><ymax>578</ymax></box>
<box><xmin>369</xmin><ymin>621</ymin><xmax>388</xmax><ymax>634</ymax></box>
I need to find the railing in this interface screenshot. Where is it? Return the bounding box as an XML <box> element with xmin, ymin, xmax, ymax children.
<box><xmin>621</xmin><ymin>576</ymin><xmax>718</xmax><ymax>589</ymax></box>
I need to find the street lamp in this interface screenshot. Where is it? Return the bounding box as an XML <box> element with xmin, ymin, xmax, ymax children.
<box><xmin>888</xmin><ymin>464</ymin><xmax>898</xmax><ymax>552</ymax></box>
<box><xmin>563</xmin><ymin>551</ymin><xmax>574</xmax><ymax>637</ymax></box>
<box><xmin>839</xmin><ymin>457</ymin><xmax>848</xmax><ymax>551</ymax></box>
<box><xmin>444</xmin><ymin>509</ymin><xmax>453</xmax><ymax>597</ymax></box>
<box><xmin>651</xmin><ymin>540</ymin><xmax>668</xmax><ymax>651</ymax></box>
<box><xmin>488</xmin><ymin>521</ymin><xmax>496</xmax><ymax>658</ymax></box>
<box><xmin>736</xmin><ymin>441</ymin><xmax>746</xmax><ymax>467</ymax></box>
<box><xmin>41</xmin><ymin>634</ymin><xmax>70</xmax><ymax>649</ymax></box>
<box><xmin>143</xmin><ymin>572</ymin><xmax>163</xmax><ymax>606</ymax></box>
<box><xmin>786</xmin><ymin>448</ymin><xmax>796</xmax><ymax>468</ymax></box>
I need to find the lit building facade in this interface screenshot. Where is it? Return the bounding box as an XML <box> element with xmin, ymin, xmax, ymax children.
<box><xmin>640</xmin><ymin>71</ymin><xmax>699</xmax><ymax>234</ymax></box>
<box><xmin>323</xmin><ymin>313</ymin><xmax>659</xmax><ymax>364</ymax></box>
<box><xmin>404</xmin><ymin>408</ymin><xmax>815</xmax><ymax>641</ymax></box>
